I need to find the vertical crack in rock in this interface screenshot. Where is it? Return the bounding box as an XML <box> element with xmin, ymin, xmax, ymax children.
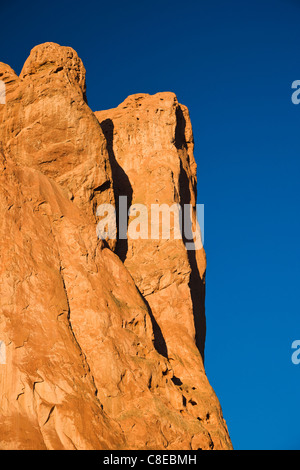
<box><xmin>178</xmin><ymin>157</ymin><xmax>206</xmax><ymax>362</ymax></box>
<box><xmin>136</xmin><ymin>287</ymin><xmax>168</xmax><ymax>359</ymax></box>
<box><xmin>58</xmin><ymin>264</ymin><xmax>100</xmax><ymax>402</ymax></box>
<box><xmin>100</xmin><ymin>118</ymin><xmax>133</xmax><ymax>262</ymax></box>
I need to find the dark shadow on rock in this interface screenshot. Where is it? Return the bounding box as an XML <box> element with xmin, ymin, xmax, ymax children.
<box><xmin>137</xmin><ymin>287</ymin><xmax>168</xmax><ymax>359</ymax></box>
<box><xmin>100</xmin><ymin>118</ymin><xmax>168</xmax><ymax>359</ymax></box>
<box><xmin>99</xmin><ymin>118</ymin><xmax>133</xmax><ymax>262</ymax></box>
<box><xmin>176</xmin><ymin>106</ymin><xmax>207</xmax><ymax>364</ymax></box>
<box><xmin>175</xmin><ymin>106</ymin><xmax>188</xmax><ymax>150</ymax></box>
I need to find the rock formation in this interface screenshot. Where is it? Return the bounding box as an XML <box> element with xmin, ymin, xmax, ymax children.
<box><xmin>0</xmin><ymin>43</ymin><xmax>232</xmax><ymax>450</ymax></box>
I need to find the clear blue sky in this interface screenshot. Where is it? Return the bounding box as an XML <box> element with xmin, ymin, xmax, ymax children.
<box><xmin>1</xmin><ymin>0</ymin><xmax>299</xmax><ymax>450</ymax></box>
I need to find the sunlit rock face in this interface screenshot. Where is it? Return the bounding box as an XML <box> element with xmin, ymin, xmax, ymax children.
<box><xmin>0</xmin><ymin>43</ymin><xmax>232</xmax><ymax>450</ymax></box>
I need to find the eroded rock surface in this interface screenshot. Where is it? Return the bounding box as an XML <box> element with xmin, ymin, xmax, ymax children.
<box><xmin>0</xmin><ymin>43</ymin><xmax>232</xmax><ymax>450</ymax></box>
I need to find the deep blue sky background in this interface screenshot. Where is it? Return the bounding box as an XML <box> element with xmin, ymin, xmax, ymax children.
<box><xmin>1</xmin><ymin>0</ymin><xmax>299</xmax><ymax>450</ymax></box>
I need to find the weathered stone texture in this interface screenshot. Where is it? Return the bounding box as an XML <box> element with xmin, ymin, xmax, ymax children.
<box><xmin>0</xmin><ymin>43</ymin><xmax>232</xmax><ymax>450</ymax></box>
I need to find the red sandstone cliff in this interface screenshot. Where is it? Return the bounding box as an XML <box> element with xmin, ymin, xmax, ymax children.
<box><xmin>0</xmin><ymin>43</ymin><xmax>232</xmax><ymax>450</ymax></box>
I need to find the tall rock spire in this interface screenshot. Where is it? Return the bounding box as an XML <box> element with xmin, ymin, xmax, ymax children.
<box><xmin>0</xmin><ymin>43</ymin><xmax>232</xmax><ymax>450</ymax></box>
